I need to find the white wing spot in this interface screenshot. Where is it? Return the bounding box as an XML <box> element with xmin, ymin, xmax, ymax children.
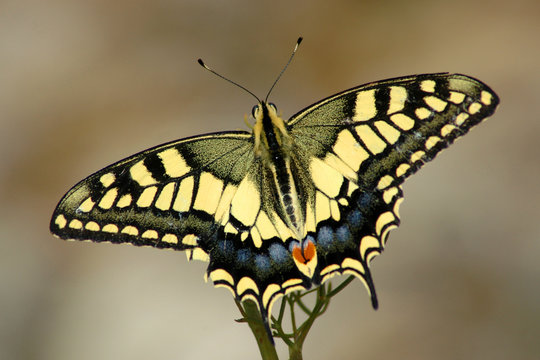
<box><xmin>374</xmin><ymin>121</ymin><xmax>401</xmax><ymax>144</ymax></box>
<box><xmin>415</xmin><ymin>107</ymin><xmax>432</xmax><ymax>120</ymax></box>
<box><xmin>182</xmin><ymin>234</ymin><xmax>199</xmax><ymax>246</ymax></box>
<box><xmin>425</xmin><ymin>136</ymin><xmax>442</xmax><ymax>150</ymax></box>
<box><xmin>155</xmin><ymin>182</ymin><xmax>176</xmax><ymax>211</ymax></box>
<box><xmin>424</xmin><ymin>96</ymin><xmax>448</xmax><ymax>112</ymax></box>
<box><xmin>480</xmin><ymin>90</ymin><xmax>493</xmax><ymax>105</ymax></box>
<box><xmin>162</xmin><ymin>234</ymin><xmax>178</xmax><ymax>244</ymax></box>
<box><xmin>377</xmin><ymin>175</ymin><xmax>394</xmax><ymax>190</ymax></box>
<box><xmin>102</xmin><ymin>224</ymin><xmax>119</xmax><ymax>233</ymax></box>
<box><xmin>130</xmin><ymin>160</ymin><xmax>157</xmax><ymax>186</ymax></box>
<box><xmin>85</xmin><ymin>221</ymin><xmax>100</xmax><ymax>231</ymax></box>
<box><xmin>441</xmin><ymin>124</ymin><xmax>457</xmax><ymax>137</ymax></box>
<box><xmin>353</xmin><ymin>89</ymin><xmax>377</xmax><ymax>121</ymax></box>
<box><xmin>390</xmin><ymin>113</ymin><xmax>415</xmax><ymax>131</ymax></box>
<box><xmin>78</xmin><ymin>197</ymin><xmax>95</xmax><ymax>213</ymax></box>
<box><xmin>99</xmin><ymin>173</ymin><xmax>116</xmax><ymax>188</ymax></box>
<box><xmin>142</xmin><ymin>230</ymin><xmax>158</xmax><ymax>239</ymax></box>
<box><xmin>158</xmin><ymin>148</ymin><xmax>191</xmax><ymax>178</ymax></box>
<box><xmin>355</xmin><ymin>125</ymin><xmax>387</xmax><ymax>154</ymax></box>
<box><xmin>137</xmin><ymin>186</ymin><xmax>158</xmax><ymax>208</ymax></box>
<box><xmin>116</xmin><ymin>194</ymin><xmax>132</xmax><ymax>208</ymax></box>
<box><xmin>121</xmin><ymin>226</ymin><xmax>138</xmax><ymax>236</ymax></box>
<box><xmin>383</xmin><ymin>187</ymin><xmax>399</xmax><ymax>204</ymax></box>
<box><xmin>395</xmin><ymin>163</ymin><xmax>411</xmax><ymax>178</ymax></box>
<box><xmin>99</xmin><ymin>188</ymin><xmax>118</xmax><ymax>209</ymax></box>
<box><xmin>448</xmin><ymin>91</ymin><xmax>466</xmax><ymax>104</ymax></box>
<box><xmin>455</xmin><ymin>112</ymin><xmax>469</xmax><ymax>126</ymax></box>
<box><xmin>410</xmin><ymin>150</ymin><xmax>425</xmax><ymax>163</ymax></box>
<box><xmin>468</xmin><ymin>102</ymin><xmax>482</xmax><ymax>114</ymax></box>
<box><xmin>173</xmin><ymin>177</ymin><xmax>194</xmax><ymax>212</ymax></box>
<box><xmin>68</xmin><ymin>219</ymin><xmax>83</xmax><ymax>229</ymax></box>
<box><xmin>387</xmin><ymin>86</ymin><xmax>407</xmax><ymax>114</ymax></box>
<box><xmin>55</xmin><ymin>214</ymin><xmax>67</xmax><ymax>229</ymax></box>
<box><xmin>420</xmin><ymin>80</ymin><xmax>436</xmax><ymax>93</ymax></box>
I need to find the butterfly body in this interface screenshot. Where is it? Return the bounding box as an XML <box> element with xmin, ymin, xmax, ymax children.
<box><xmin>51</xmin><ymin>72</ymin><xmax>498</xmax><ymax>338</ymax></box>
<box><xmin>254</xmin><ymin>102</ymin><xmax>306</xmax><ymax>241</ymax></box>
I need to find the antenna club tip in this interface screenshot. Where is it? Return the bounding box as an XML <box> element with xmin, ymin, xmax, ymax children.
<box><xmin>297</xmin><ymin>37</ymin><xmax>303</xmax><ymax>45</ymax></box>
<box><xmin>198</xmin><ymin>59</ymin><xmax>212</xmax><ymax>70</ymax></box>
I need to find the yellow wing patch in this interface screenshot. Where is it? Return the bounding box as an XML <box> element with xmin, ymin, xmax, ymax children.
<box><xmin>230</xmin><ymin>176</ymin><xmax>261</xmax><ymax>227</ymax></box>
<box><xmin>193</xmin><ymin>172</ymin><xmax>224</xmax><ymax>215</ymax></box>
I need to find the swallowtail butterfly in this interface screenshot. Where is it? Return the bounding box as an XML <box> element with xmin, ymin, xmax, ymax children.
<box><xmin>51</xmin><ymin>38</ymin><xmax>499</xmax><ymax>339</ymax></box>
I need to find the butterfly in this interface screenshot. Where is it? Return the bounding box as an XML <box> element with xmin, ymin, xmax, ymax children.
<box><xmin>50</xmin><ymin>38</ymin><xmax>499</xmax><ymax>340</ymax></box>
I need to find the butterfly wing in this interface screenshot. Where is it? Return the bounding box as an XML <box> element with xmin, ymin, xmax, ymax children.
<box><xmin>51</xmin><ymin>129</ymin><xmax>309</xmax><ymax>337</ymax></box>
<box><xmin>287</xmin><ymin>73</ymin><xmax>499</xmax><ymax>305</ymax></box>
<box><xmin>51</xmin><ymin>131</ymin><xmax>254</xmax><ymax>253</ymax></box>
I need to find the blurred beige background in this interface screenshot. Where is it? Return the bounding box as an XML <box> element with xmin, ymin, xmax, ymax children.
<box><xmin>1</xmin><ymin>1</ymin><xmax>539</xmax><ymax>359</ymax></box>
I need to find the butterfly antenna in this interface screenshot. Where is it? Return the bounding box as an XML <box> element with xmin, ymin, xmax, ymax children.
<box><xmin>264</xmin><ymin>37</ymin><xmax>303</xmax><ymax>103</ymax></box>
<box><xmin>197</xmin><ymin>59</ymin><xmax>260</xmax><ymax>103</ymax></box>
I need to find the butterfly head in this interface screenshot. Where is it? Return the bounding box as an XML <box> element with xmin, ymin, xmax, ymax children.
<box><xmin>251</xmin><ymin>102</ymin><xmax>277</xmax><ymax>119</ymax></box>
<box><xmin>252</xmin><ymin>101</ymin><xmax>291</xmax><ymax>159</ymax></box>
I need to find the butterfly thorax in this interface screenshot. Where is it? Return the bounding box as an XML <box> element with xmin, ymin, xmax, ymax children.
<box><xmin>253</xmin><ymin>103</ymin><xmax>306</xmax><ymax>242</ymax></box>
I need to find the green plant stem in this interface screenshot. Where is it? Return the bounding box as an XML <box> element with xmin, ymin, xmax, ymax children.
<box><xmin>236</xmin><ymin>300</ymin><xmax>279</xmax><ymax>360</ymax></box>
<box><xmin>237</xmin><ymin>276</ymin><xmax>357</xmax><ymax>360</ymax></box>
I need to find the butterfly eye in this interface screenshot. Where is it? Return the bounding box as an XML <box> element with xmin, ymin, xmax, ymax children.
<box><xmin>268</xmin><ymin>103</ymin><xmax>277</xmax><ymax>113</ymax></box>
<box><xmin>251</xmin><ymin>105</ymin><xmax>259</xmax><ymax>117</ymax></box>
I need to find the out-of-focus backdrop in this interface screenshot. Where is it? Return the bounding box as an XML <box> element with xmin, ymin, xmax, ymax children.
<box><xmin>2</xmin><ymin>1</ymin><xmax>539</xmax><ymax>359</ymax></box>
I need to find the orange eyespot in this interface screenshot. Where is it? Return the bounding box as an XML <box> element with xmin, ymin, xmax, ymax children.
<box><xmin>303</xmin><ymin>240</ymin><xmax>316</xmax><ymax>262</ymax></box>
<box><xmin>292</xmin><ymin>245</ymin><xmax>305</xmax><ymax>264</ymax></box>
<box><xmin>292</xmin><ymin>239</ymin><xmax>316</xmax><ymax>264</ymax></box>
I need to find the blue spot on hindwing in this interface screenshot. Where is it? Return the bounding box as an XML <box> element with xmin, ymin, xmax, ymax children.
<box><xmin>269</xmin><ymin>243</ymin><xmax>289</xmax><ymax>264</ymax></box>
<box><xmin>217</xmin><ymin>240</ymin><xmax>235</xmax><ymax>256</ymax></box>
<box><xmin>336</xmin><ymin>225</ymin><xmax>351</xmax><ymax>242</ymax></box>
<box><xmin>347</xmin><ymin>209</ymin><xmax>363</xmax><ymax>227</ymax></box>
<box><xmin>236</xmin><ymin>248</ymin><xmax>251</xmax><ymax>264</ymax></box>
<box><xmin>357</xmin><ymin>192</ymin><xmax>372</xmax><ymax>208</ymax></box>
<box><xmin>316</xmin><ymin>226</ymin><xmax>334</xmax><ymax>249</ymax></box>
<box><xmin>255</xmin><ymin>254</ymin><xmax>271</xmax><ymax>273</ymax></box>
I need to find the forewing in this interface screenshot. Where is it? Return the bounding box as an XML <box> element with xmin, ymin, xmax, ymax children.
<box><xmin>51</xmin><ymin>131</ymin><xmax>256</xmax><ymax>258</ymax></box>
